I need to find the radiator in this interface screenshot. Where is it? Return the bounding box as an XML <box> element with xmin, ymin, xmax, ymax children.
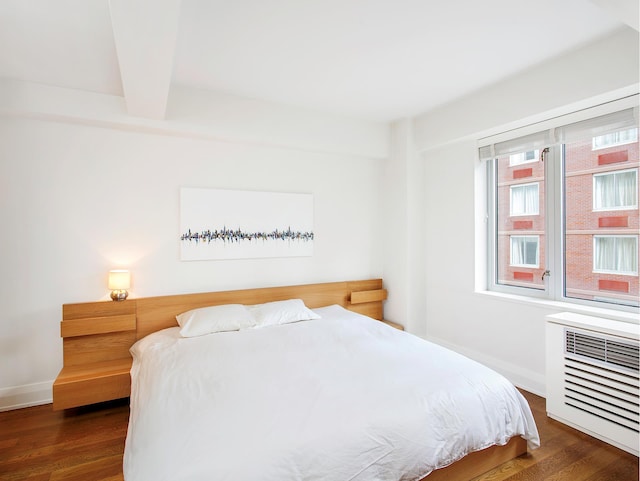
<box><xmin>546</xmin><ymin>312</ymin><xmax>639</xmax><ymax>455</ymax></box>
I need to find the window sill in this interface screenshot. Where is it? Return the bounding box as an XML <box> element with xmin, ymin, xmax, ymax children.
<box><xmin>475</xmin><ymin>290</ymin><xmax>639</xmax><ymax>324</ymax></box>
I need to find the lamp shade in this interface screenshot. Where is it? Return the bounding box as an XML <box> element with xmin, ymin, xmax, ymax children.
<box><xmin>108</xmin><ymin>270</ymin><xmax>130</xmax><ymax>290</ymax></box>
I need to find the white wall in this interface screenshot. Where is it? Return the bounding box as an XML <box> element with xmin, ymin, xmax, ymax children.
<box><xmin>381</xmin><ymin>121</ymin><xmax>426</xmax><ymax>337</ymax></box>
<box><xmin>0</xmin><ymin>86</ymin><xmax>388</xmax><ymax>409</ymax></box>
<box><xmin>422</xmin><ymin>140</ymin><xmax>549</xmax><ymax>393</ymax></box>
<box><xmin>404</xmin><ymin>27</ymin><xmax>639</xmax><ymax>396</ymax></box>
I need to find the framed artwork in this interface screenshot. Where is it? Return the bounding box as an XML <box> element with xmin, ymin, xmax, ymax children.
<box><xmin>180</xmin><ymin>188</ymin><xmax>314</xmax><ymax>260</ymax></box>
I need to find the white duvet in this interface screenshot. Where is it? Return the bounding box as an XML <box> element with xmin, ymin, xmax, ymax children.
<box><xmin>123</xmin><ymin>305</ymin><xmax>539</xmax><ymax>481</ymax></box>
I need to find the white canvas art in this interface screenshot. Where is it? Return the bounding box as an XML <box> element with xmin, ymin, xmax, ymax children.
<box><xmin>180</xmin><ymin>188</ymin><xmax>314</xmax><ymax>260</ymax></box>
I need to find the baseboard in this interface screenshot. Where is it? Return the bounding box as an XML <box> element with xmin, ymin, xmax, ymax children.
<box><xmin>424</xmin><ymin>335</ymin><xmax>547</xmax><ymax>397</ymax></box>
<box><xmin>0</xmin><ymin>381</ymin><xmax>53</xmax><ymax>412</ymax></box>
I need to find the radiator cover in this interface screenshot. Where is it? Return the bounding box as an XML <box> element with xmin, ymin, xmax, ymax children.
<box><xmin>546</xmin><ymin>312</ymin><xmax>639</xmax><ymax>455</ymax></box>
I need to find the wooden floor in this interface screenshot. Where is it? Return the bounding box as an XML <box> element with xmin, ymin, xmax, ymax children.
<box><xmin>0</xmin><ymin>390</ymin><xmax>637</xmax><ymax>481</ymax></box>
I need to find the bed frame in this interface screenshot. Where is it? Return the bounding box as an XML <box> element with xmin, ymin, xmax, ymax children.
<box><xmin>53</xmin><ymin>278</ymin><xmax>527</xmax><ymax>480</ymax></box>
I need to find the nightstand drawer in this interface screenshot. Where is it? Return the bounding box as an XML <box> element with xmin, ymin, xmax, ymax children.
<box><xmin>53</xmin><ymin>358</ymin><xmax>132</xmax><ymax>410</ymax></box>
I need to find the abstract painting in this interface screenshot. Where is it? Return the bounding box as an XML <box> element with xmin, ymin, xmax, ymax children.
<box><xmin>180</xmin><ymin>188</ymin><xmax>314</xmax><ymax>260</ymax></box>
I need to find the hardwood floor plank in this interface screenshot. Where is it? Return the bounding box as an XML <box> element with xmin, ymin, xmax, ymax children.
<box><xmin>489</xmin><ymin>442</ymin><xmax>602</xmax><ymax>481</ymax></box>
<box><xmin>541</xmin><ymin>446</ymin><xmax>622</xmax><ymax>481</ymax></box>
<box><xmin>50</xmin><ymin>455</ymin><xmax>123</xmax><ymax>481</ymax></box>
<box><xmin>2</xmin><ymin>431</ymin><xmax>125</xmax><ymax>479</ymax></box>
<box><xmin>2</xmin><ymin>475</ymin><xmax>50</xmax><ymax>481</ymax></box>
<box><xmin>584</xmin><ymin>458</ymin><xmax>640</xmax><ymax>481</ymax></box>
<box><xmin>0</xmin><ymin>439</ymin><xmax>18</xmax><ymax>451</ymax></box>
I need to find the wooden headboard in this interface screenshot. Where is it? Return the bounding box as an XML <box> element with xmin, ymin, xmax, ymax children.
<box><xmin>62</xmin><ymin>278</ymin><xmax>387</xmax><ymax>341</ymax></box>
<box><xmin>133</xmin><ymin>278</ymin><xmax>387</xmax><ymax>339</ymax></box>
<box><xmin>54</xmin><ymin>279</ymin><xmax>387</xmax><ymax>409</ymax></box>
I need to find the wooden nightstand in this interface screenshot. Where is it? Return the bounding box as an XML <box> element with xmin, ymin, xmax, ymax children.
<box><xmin>53</xmin><ymin>301</ymin><xmax>137</xmax><ymax>410</ymax></box>
<box><xmin>381</xmin><ymin>319</ymin><xmax>404</xmax><ymax>330</ymax></box>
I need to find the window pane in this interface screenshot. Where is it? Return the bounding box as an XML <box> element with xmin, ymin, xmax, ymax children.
<box><xmin>495</xmin><ymin>153</ymin><xmax>545</xmax><ymax>290</ymax></box>
<box><xmin>487</xmin><ymin>105</ymin><xmax>639</xmax><ymax>311</ymax></box>
<box><xmin>564</xmin><ymin>131</ymin><xmax>640</xmax><ymax>307</ymax></box>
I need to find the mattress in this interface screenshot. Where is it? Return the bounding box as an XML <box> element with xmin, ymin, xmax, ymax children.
<box><xmin>123</xmin><ymin>304</ymin><xmax>539</xmax><ymax>481</ymax></box>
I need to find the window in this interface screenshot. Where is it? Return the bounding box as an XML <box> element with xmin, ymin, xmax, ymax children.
<box><xmin>510</xmin><ymin>182</ymin><xmax>539</xmax><ymax>216</ymax></box>
<box><xmin>592</xmin><ymin>128</ymin><xmax>638</xmax><ymax>150</ymax></box>
<box><xmin>593</xmin><ymin>169</ymin><xmax>638</xmax><ymax>211</ymax></box>
<box><xmin>511</xmin><ymin>236</ymin><xmax>539</xmax><ymax>267</ymax></box>
<box><xmin>483</xmin><ymin>101</ymin><xmax>639</xmax><ymax>310</ymax></box>
<box><xmin>594</xmin><ymin>236</ymin><xmax>638</xmax><ymax>275</ymax></box>
<box><xmin>509</xmin><ymin>150</ymin><xmax>539</xmax><ymax>166</ymax></box>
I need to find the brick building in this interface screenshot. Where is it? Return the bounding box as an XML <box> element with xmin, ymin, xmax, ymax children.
<box><xmin>496</xmin><ymin>128</ymin><xmax>639</xmax><ymax>307</ymax></box>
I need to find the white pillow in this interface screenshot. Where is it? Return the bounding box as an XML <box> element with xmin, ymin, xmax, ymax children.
<box><xmin>176</xmin><ymin>304</ymin><xmax>256</xmax><ymax>337</ymax></box>
<box><xmin>249</xmin><ymin>299</ymin><xmax>321</xmax><ymax>327</ymax></box>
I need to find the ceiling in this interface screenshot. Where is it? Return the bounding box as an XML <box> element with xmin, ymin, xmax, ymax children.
<box><xmin>0</xmin><ymin>0</ymin><xmax>637</xmax><ymax>123</ymax></box>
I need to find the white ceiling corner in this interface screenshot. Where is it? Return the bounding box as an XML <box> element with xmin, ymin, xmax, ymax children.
<box><xmin>588</xmin><ymin>0</ymin><xmax>639</xmax><ymax>31</ymax></box>
<box><xmin>109</xmin><ymin>0</ymin><xmax>181</xmax><ymax>119</ymax></box>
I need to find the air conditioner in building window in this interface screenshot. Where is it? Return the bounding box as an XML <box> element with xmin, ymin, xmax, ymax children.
<box><xmin>546</xmin><ymin>312</ymin><xmax>639</xmax><ymax>455</ymax></box>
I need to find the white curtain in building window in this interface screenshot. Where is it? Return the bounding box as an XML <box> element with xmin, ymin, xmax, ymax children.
<box><xmin>511</xmin><ymin>183</ymin><xmax>539</xmax><ymax>215</ymax></box>
<box><xmin>511</xmin><ymin>237</ymin><xmax>525</xmax><ymax>265</ymax></box>
<box><xmin>525</xmin><ymin>184</ymin><xmax>539</xmax><ymax>214</ymax></box>
<box><xmin>618</xmin><ymin>170</ymin><xmax>637</xmax><ymax>207</ymax></box>
<box><xmin>594</xmin><ymin>173</ymin><xmax>611</xmax><ymax>209</ymax></box>
<box><xmin>619</xmin><ymin>237</ymin><xmax>638</xmax><ymax>274</ymax></box>
<box><xmin>511</xmin><ymin>187</ymin><xmax>525</xmax><ymax>215</ymax></box>
<box><xmin>595</xmin><ymin>236</ymin><xmax>614</xmax><ymax>271</ymax></box>
<box><xmin>594</xmin><ymin>236</ymin><xmax>638</xmax><ymax>273</ymax></box>
<box><xmin>594</xmin><ymin>170</ymin><xmax>637</xmax><ymax>210</ymax></box>
<box><xmin>511</xmin><ymin>236</ymin><xmax>538</xmax><ymax>266</ymax></box>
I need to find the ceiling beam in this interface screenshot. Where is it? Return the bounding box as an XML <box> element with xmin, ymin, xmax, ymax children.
<box><xmin>109</xmin><ymin>0</ymin><xmax>181</xmax><ymax>119</ymax></box>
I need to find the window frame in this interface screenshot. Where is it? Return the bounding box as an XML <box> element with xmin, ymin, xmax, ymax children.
<box><xmin>483</xmin><ymin>96</ymin><xmax>639</xmax><ymax>313</ymax></box>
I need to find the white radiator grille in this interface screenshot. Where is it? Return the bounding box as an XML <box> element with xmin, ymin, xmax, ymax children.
<box><xmin>564</xmin><ymin>329</ymin><xmax>639</xmax><ymax>433</ymax></box>
<box><xmin>565</xmin><ymin>330</ymin><xmax>639</xmax><ymax>372</ymax></box>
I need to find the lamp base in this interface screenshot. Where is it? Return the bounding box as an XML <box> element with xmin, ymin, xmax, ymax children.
<box><xmin>110</xmin><ymin>289</ymin><xmax>128</xmax><ymax>301</ymax></box>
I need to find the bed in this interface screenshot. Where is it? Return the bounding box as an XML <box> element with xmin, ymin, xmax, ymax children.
<box><xmin>115</xmin><ymin>279</ymin><xmax>539</xmax><ymax>481</ymax></box>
